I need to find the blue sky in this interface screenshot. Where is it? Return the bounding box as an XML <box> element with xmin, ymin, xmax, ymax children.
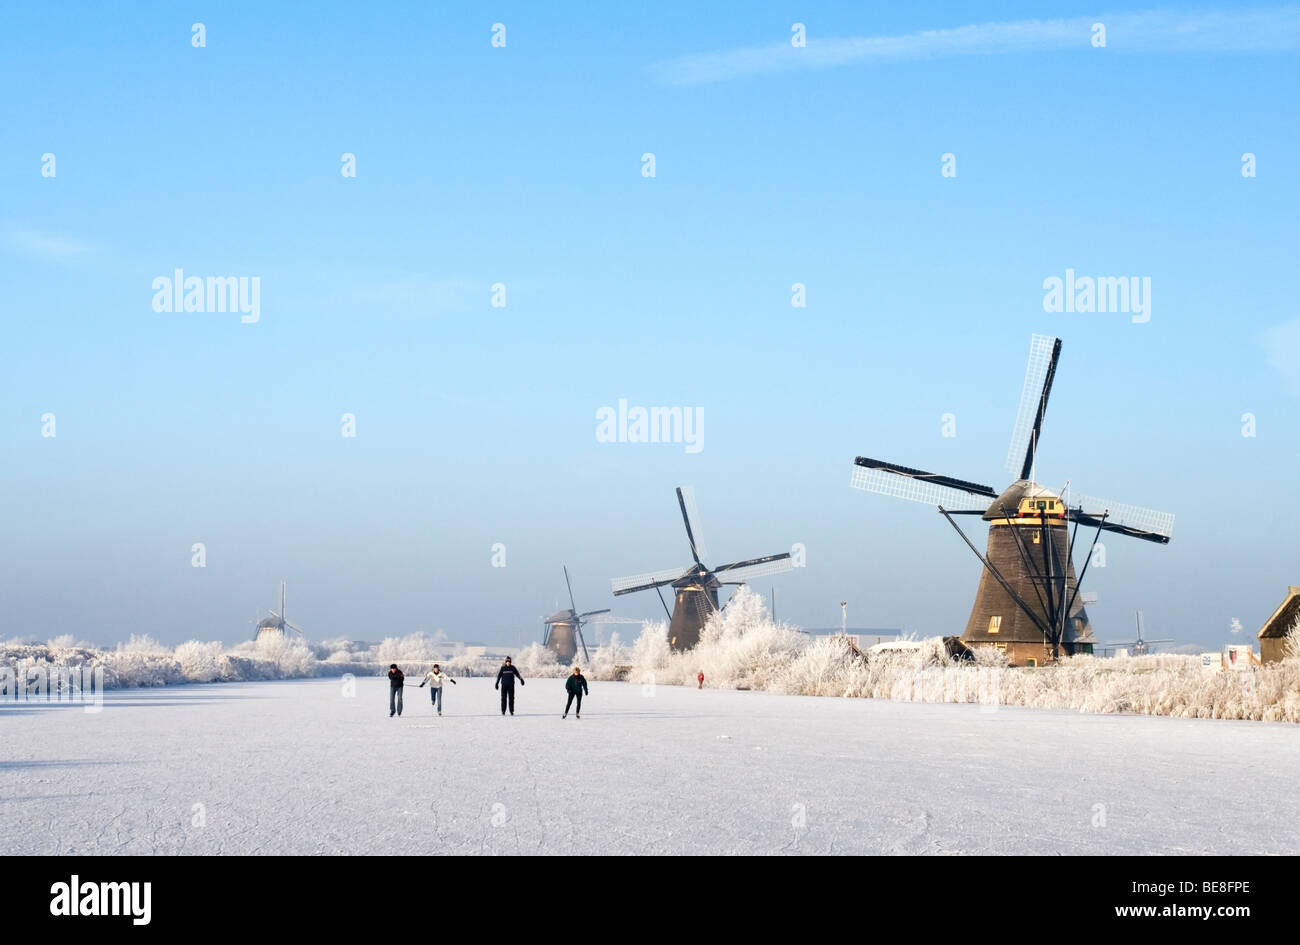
<box><xmin>2</xmin><ymin>2</ymin><xmax>1297</xmax><ymax>649</ymax></box>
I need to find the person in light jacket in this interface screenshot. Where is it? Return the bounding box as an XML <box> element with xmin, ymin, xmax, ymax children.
<box><xmin>418</xmin><ymin>664</ymin><xmax>457</xmax><ymax>715</ymax></box>
<box><xmin>563</xmin><ymin>666</ymin><xmax>589</xmax><ymax>719</ymax></box>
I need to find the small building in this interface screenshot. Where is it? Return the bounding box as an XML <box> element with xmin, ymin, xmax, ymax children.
<box><xmin>1200</xmin><ymin>646</ymin><xmax>1261</xmax><ymax>671</ymax></box>
<box><xmin>1257</xmin><ymin>586</ymin><xmax>1300</xmax><ymax>664</ymax></box>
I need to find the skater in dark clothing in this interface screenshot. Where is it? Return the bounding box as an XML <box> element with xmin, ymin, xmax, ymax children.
<box><xmin>563</xmin><ymin>667</ymin><xmax>588</xmax><ymax>719</ymax></box>
<box><xmin>388</xmin><ymin>664</ymin><xmax>405</xmax><ymax>717</ymax></box>
<box><xmin>495</xmin><ymin>657</ymin><xmax>524</xmax><ymax>715</ymax></box>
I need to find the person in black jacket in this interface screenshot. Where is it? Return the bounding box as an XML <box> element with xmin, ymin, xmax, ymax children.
<box><xmin>387</xmin><ymin>664</ymin><xmax>405</xmax><ymax>717</ymax></box>
<box><xmin>495</xmin><ymin>657</ymin><xmax>524</xmax><ymax>715</ymax></box>
<box><xmin>563</xmin><ymin>666</ymin><xmax>589</xmax><ymax>719</ymax></box>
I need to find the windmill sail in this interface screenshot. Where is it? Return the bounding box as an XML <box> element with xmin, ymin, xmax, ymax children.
<box><xmin>611</xmin><ymin>567</ymin><xmax>688</xmax><ymax>596</ymax></box>
<box><xmin>851</xmin><ymin>457</ymin><xmax>995</xmax><ymax>511</ymax></box>
<box><xmin>677</xmin><ymin>485</ymin><xmax>709</xmax><ymax>564</ymax></box>
<box><xmin>714</xmin><ymin>553</ymin><xmax>793</xmax><ymax>583</ymax></box>
<box><xmin>1066</xmin><ymin>491</ymin><xmax>1174</xmax><ymax>544</ymax></box>
<box><xmin>1005</xmin><ymin>334</ymin><xmax>1061</xmax><ymax>480</ymax></box>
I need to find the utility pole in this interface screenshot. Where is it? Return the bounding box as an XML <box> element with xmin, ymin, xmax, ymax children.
<box><xmin>841</xmin><ymin>601</ymin><xmax>847</xmax><ymax>635</ymax></box>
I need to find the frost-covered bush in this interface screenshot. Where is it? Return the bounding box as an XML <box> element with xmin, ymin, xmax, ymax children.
<box><xmin>1283</xmin><ymin>615</ymin><xmax>1300</xmax><ymax>662</ymax></box>
<box><xmin>375</xmin><ymin>632</ymin><xmax>447</xmax><ymax>666</ymax></box>
<box><xmin>512</xmin><ymin>643</ymin><xmax>562</xmax><ymax>677</ymax></box>
<box><xmin>174</xmin><ymin>641</ymin><xmax>233</xmax><ymax>683</ymax></box>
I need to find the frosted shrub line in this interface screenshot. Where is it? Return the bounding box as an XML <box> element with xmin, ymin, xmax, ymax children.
<box><xmin>5</xmin><ymin>591</ymin><xmax>1297</xmax><ymax>723</ymax></box>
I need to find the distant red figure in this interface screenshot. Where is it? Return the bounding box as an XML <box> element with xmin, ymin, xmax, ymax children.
<box><xmin>697</xmin><ymin>672</ymin><xmax>704</xmax><ymax>690</ymax></box>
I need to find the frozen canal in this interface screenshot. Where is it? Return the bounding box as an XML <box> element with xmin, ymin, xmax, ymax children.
<box><xmin>2</xmin><ymin>677</ymin><xmax>1296</xmax><ymax>855</ymax></box>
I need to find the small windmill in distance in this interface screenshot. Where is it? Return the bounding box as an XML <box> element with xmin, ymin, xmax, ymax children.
<box><xmin>1104</xmin><ymin>611</ymin><xmax>1174</xmax><ymax>656</ymax></box>
<box><xmin>611</xmin><ymin>486</ymin><xmax>794</xmax><ymax>652</ymax></box>
<box><xmin>543</xmin><ymin>566</ymin><xmax>609</xmax><ymax>664</ymax></box>
<box><xmin>254</xmin><ymin>580</ymin><xmax>304</xmax><ymax>639</ymax></box>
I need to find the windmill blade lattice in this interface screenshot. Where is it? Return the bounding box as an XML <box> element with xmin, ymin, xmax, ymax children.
<box><xmin>714</xmin><ymin>554</ymin><xmax>793</xmax><ymax>584</ymax></box>
<box><xmin>851</xmin><ymin>463</ymin><xmax>992</xmax><ymax>512</ymax></box>
<box><xmin>677</xmin><ymin>485</ymin><xmax>709</xmax><ymax>564</ymax></box>
<box><xmin>1066</xmin><ymin>491</ymin><xmax>1175</xmax><ymax>542</ymax></box>
<box><xmin>611</xmin><ymin>567</ymin><xmax>688</xmax><ymax>595</ymax></box>
<box><xmin>1005</xmin><ymin>334</ymin><xmax>1061</xmax><ymax>479</ymax></box>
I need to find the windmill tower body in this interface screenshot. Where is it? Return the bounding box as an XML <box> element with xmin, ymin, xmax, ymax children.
<box><xmin>544</xmin><ymin>615</ymin><xmax>581</xmax><ymax>663</ymax></box>
<box><xmin>962</xmin><ymin>483</ymin><xmax>1094</xmax><ymax>665</ymax></box>
<box><xmin>668</xmin><ymin>576</ymin><xmax>721</xmax><ymax>651</ymax></box>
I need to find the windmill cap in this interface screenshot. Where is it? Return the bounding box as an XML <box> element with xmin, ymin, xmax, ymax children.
<box><xmin>983</xmin><ymin>480</ymin><xmax>1060</xmax><ymax>520</ymax></box>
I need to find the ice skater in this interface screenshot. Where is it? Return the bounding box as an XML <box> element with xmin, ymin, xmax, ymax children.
<box><xmin>697</xmin><ymin>671</ymin><xmax>704</xmax><ymax>690</ymax></box>
<box><xmin>495</xmin><ymin>657</ymin><xmax>524</xmax><ymax>715</ymax></box>
<box><xmin>419</xmin><ymin>663</ymin><xmax>456</xmax><ymax>715</ymax></box>
<box><xmin>388</xmin><ymin>664</ymin><xmax>405</xmax><ymax>717</ymax></box>
<box><xmin>563</xmin><ymin>666</ymin><xmax>588</xmax><ymax>719</ymax></box>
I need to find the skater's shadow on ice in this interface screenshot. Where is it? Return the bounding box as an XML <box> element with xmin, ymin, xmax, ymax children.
<box><xmin>2</xmin><ymin>693</ymin><xmax>253</xmax><ymax>711</ymax></box>
<box><xmin>402</xmin><ymin>712</ymin><xmax>685</xmax><ymax>720</ymax></box>
<box><xmin>0</xmin><ymin>793</ymin><xmax>101</xmax><ymax>803</ymax></box>
<box><xmin>105</xmin><ymin>692</ymin><xmax>258</xmax><ymax>704</ymax></box>
<box><xmin>0</xmin><ymin>759</ymin><xmax>134</xmax><ymax>771</ymax></box>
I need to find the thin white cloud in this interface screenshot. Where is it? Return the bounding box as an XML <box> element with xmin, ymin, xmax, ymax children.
<box><xmin>650</xmin><ymin>6</ymin><xmax>1300</xmax><ymax>85</ymax></box>
<box><xmin>2</xmin><ymin>226</ymin><xmax>96</xmax><ymax>261</ymax></box>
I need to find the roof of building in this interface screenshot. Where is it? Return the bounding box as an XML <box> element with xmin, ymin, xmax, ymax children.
<box><xmin>1257</xmin><ymin>586</ymin><xmax>1300</xmax><ymax>640</ymax></box>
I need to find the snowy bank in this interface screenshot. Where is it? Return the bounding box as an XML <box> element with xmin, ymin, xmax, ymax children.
<box><xmin>5</xmin><ymin>589</ymin><xmax>1299</xmax><ymax>722</ymax></box>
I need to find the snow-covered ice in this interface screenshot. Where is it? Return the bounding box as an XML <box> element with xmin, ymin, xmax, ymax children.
<box><xmin>2</xmin><ymin>677</ymin><xmax>1296</xmax><ymax>855</ymax></box>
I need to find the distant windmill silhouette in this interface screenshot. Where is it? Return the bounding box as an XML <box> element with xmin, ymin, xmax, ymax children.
<box><xmin>611</xmin><ymin>486</ymin><xmax>793</xmax><ymax>651</ymax></box>
<box><xmin>543</xmin><ymin>566</ymin><xmax>609</xmax><ymax>664</ymax></box>
<box><xmin>254</xmin><ymin>581</ymin><xmax>304</xmax><ymax>639</ymax></box>
<box><xmin>1104</xmin><ymin>611</ymin><xmax>1174</xmax><ymax>656</ymax></box>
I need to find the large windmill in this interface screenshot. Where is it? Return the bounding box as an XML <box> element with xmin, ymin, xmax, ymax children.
<box><xmin>254</xmin><ymin>580</ymin><xmax>305</xmax><ymax>639</ymax></box>
<box><xmin>850</xmin><ymin>334</ymin><xmax>1174</xmax><ymax>666</ymax></box>
<box><xmin>543</xmin><ymin>566</ymin><xmax>610</xmax><ymax>664</ymax></box>
<box><xmin>611</xmin><ymin>486</ymin><xmax>794</xmax><ymax>651</ymax></box>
